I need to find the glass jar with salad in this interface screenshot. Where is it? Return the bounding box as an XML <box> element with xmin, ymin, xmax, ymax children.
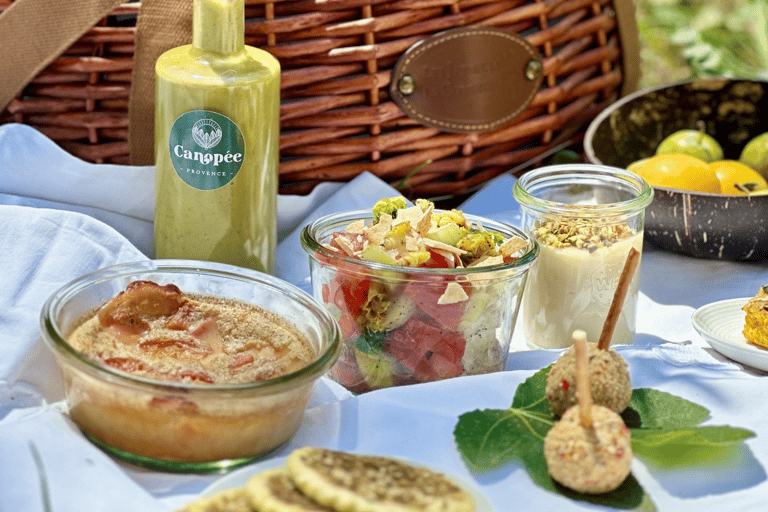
<box><xmin>301</xmin><ymin>198</ymin><xmax>538</xmax><ymax>392</ymax></box>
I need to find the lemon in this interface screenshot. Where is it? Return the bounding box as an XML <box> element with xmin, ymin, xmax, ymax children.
<box><xmin>626</xmin><ymin>158</ymin><xmax>650</xmax><ymax>175</ymax></box>
<box><xmin>656</xmin><ymin>129</ymin><xmax>724</xmax><ymax>163</ymax></box>
<box><xmin>710</xmin><ymin>160</ymin><xmax>768</xmax><ymax>195</ymax></box>
<box><xmin>739</xmin><ymin>132</ymin><xmax>768</xmax><ymax>180</ymax></box>
<box><xmin>634</xmin><ymin>154</ymin><xmax>720</xmax><ymax>193</ymax></box>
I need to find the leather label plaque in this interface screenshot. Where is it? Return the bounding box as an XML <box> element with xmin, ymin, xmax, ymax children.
<box><xmin>390</xmin><ymin>26</ymin><xmax>543</xmax><ymax>134</ymax></box>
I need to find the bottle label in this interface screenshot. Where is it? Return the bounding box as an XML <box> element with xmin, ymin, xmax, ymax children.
<box><xmin>168</xmin><ymin>110</ymin><xmax>245</xmax><ymax>190</ymax></box>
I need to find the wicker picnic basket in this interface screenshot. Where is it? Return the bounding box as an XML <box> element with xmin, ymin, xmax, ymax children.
<box><xmin>0</xmin><ymin>0</ymin><xmax>640</xmax><ymax>198</ymax></box>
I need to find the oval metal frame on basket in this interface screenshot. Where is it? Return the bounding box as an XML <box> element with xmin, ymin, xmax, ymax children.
<box><xmin>0</xmin><ymin>0</ymin><xmax>641</xmax><ymax>199</ymax></box>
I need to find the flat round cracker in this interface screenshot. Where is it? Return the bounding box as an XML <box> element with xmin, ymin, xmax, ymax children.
<box><xmin>247</xmin><ymin>468</ymin><xmax>334</xmax><ymax>512</ymax></box>
<box><xmin>175</xmin><ymin>487</ymin><xmax>254</xmax><ymax>512</ymax></box>
<box><xmin>286</xmin><ymin>447</ymin><xmax>475</xmax><ymax>512</ymax></box>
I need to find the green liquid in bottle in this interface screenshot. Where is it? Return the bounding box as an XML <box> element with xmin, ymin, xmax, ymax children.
<box><xmin>154</xmin><ymin>0</ymin><xmax>280</xmax><ymax>273</ymax></box>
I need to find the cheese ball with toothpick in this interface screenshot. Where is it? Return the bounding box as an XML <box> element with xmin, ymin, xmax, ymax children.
<box><xmin>544</xmin><ymin>403</ymin><xmax>633</xmax><ymax>494</ymax></box>
<box><xmin>545</xmin><ymin>342</ymin><xmax>632</xmax><ymax>418</ymax></box>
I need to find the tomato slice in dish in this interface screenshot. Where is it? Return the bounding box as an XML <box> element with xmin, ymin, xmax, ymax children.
<box><xmin>403</xmin><ymin>278</ymin><xmax>468</xmax><ymax>331</ymax></box>
<box><xmin>386</xmin><ymin>317</ymin><xmax>465</xmax><ymax>382</ymax></box>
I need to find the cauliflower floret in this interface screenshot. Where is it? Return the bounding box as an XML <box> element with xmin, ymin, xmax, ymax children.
<box><xmin>456</xmin><ymin>230</ymin><xmax>505</xmax><ymax>263</ymax></box>
<box><xmin>415</xmin><ymin>198</ymin><xmax>435</xmax><ymax>212</ymax></box>
<box><xmin>432</xmin><ymin>209</ymin><xmax>468</xmax><ymax>228</ymax></box>
<box><xmin>372</xmin><ymin>197</ymin><xmax>408</xmax><ymax>223</ymax></box>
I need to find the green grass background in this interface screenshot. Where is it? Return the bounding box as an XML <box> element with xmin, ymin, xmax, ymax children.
<box><xmin>634</xmin><ymin>0</ymin><xmax>768</xmax><ymax>89</ymax></box>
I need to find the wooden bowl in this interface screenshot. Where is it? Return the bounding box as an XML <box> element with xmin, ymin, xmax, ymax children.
<box><xmin>584</xmin><ymin>78</ymin><xmax>768</xmax><ymax>261</ymax></box>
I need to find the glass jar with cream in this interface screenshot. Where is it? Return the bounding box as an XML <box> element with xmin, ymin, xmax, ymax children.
<box><xmin>512</xmin><ymin>165</ymin><xmax>653</xmax><ymax>349</ymax></box>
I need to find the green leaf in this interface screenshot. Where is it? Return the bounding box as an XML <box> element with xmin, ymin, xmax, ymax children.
<box><xmin>631</xmin><ymin>426</ymin><xmax>755</xmax><ymax>468</ymax></box>
<box><xmin>454</xmin><ymin>407</ymin><xmax>553</xmax><ymax>472</ymax></box>
<box><xmin>624</xmin><ymin>388</ymin><xmax>709</xmax><ymax>429</ymax></box>
<box><xmin>511</xmin><ymin>366</ymin><xmax>552</xmax><ymax>413</ymax></box>
<box><xmin>636</xmin><ymin>0</ymin><xmax>768</xmax><ymax>86</ymax></box>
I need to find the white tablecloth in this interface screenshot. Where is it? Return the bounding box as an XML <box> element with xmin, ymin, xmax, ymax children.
<box><xmin>2</xmin><ymin>124</ymin><xmax>768</xmax><ymax>512</ymax></box>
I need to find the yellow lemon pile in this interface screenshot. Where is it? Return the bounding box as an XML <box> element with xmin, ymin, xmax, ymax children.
<box><xmin>626</xmin><ymin>128</ymin><xmax>768</xmax><ymax>195</ymax></box>
<box><xmin>633</xmin><ymin>154</ymin><xmax>768</xmax><ymax>195</ymax></box>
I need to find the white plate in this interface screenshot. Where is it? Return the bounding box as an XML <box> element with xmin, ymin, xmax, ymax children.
<box><xmin>692</xmin><ymin>297</ymin><xmax>768</xmax><ymax>372</ymax></box>
<box><xmin>201</xmin><ymin>453</ymin><xmax>495</xmax><ymax>512</ymax></box>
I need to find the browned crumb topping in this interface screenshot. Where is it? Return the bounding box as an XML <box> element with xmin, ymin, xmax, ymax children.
<box><xmin>67</xmin><ymin>281</ymin><xmax>315</xmax><ymax>384</ymax></box>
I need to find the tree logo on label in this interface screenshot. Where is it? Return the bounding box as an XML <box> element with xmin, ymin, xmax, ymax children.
<box><xmin>192</xmin><ymin>119</ymin><xmax>223</xmax><ymax>150</ymax></box>
<box><xmin>169</xmin><ymin>110</ymin><xmax>246</xmax><ymax>191</ymax></box>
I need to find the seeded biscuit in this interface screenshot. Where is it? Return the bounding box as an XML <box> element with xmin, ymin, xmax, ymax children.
<box><xmin>247</xmin><ymin>468</ymin><xmax>334</xmax><ymax>512</ymax></box>
<box><xmin>175</xmin><ymin>488</ymin><xmax>255</xmax><ymax>512</ymax></box>
<box><xmin>286</xmin><ymin>447</ymin><xmax>475</xmax><ymax>512</ymax></box>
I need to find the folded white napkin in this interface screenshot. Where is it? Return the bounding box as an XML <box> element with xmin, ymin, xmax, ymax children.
<box><xmin>0</xmin><ymin>124</ymin><xmax>155</xmax><ymax>255</ymax></box>
<box><xmin>0</xmin><ymin>206</ymin><xmax>147</xmax><ymax>396</ymax></box>
<box><xmin>0</xmin><ymin>400</ymin><xmax>169</xmax><ymax>512</ymax></box>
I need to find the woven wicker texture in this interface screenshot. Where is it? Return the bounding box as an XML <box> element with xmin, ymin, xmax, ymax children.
<box><xmin>0</xmin><ymin>0</ymin><xmax>636</xmax><ymax>197</ymax></box>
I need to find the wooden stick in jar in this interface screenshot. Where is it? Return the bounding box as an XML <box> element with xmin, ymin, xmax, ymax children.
<box><xmin>573</xmin><ymin>330</ymin><xmax>592</xmax><ymax>428</ymax></box>
<box><xmin>597</xmin><ymin>247</ymin><xmax>641</xmax><ymax>351</ymax></box>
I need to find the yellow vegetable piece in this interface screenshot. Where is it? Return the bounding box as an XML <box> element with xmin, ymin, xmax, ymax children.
<box><xmin>710</xmin><ymin>160</ymin><xmax>768</xmax><ymax>195</ymax></box>
<box><xmin>400</xmin><ymin>251</ymin><xmax>431</xmax><ymax>267</ymax></box>
<box><xmin>415</xmin><ymin>198</ymin><xmax>435</xmax><ymax>212</ymax></box>
<box><xmin>383</xmin><ymin>223</ymin><xmax>410</xmax><ymax>250</ymax></box>
<box><xmin>433</xmin><ymin>209</ymin><xmax>467</xmax><ymax>227</ymax></box>
<box><xmin>634</xmin><ymin>154</ymin><xmax>720</xmax><ymax>193</ymax></box>
<box><xmin>743</xmin><ymin>286</ymin><xmax>768</xmax><ymax>349</ymax></box>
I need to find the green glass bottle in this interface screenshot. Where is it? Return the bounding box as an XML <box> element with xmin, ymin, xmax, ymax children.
<box><xmin>154</xmin><ymin>0</ymin><xmax>280</xmax><ymax>273</ymax></box>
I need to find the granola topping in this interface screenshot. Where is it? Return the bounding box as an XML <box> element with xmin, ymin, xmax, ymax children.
<box><xmin>534</xmin><ymin>218</ymin><xmax>636</xmax><ymax>252</ymax></box>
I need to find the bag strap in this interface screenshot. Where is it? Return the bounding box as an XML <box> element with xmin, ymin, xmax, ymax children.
<box><xmin>614</xmin><ymin>0</ymin><xmax>641</xmax><ymax>96</ymax></box>
<box><xmin>0</xmin><ymin>0</ymin><xmax>125</xmax><ymax>113</ymax></box>
<box><xmin>128</xmin><ymin>0</ymin><xmax>192</xmax><ymax>165</ymax></box>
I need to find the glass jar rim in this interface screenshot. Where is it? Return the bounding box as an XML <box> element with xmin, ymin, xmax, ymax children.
<box><xmin>40</xmin><ymin>259</ymin><xmax>341</xmax><ymax>394</ymax></box>
<box><xmin>512</xmin><ymin>164</ymin><xmax>653</xmax><ymax>217</ymax></box>
<box><xmin>301</xmin><ymin>209</ymin><xmax>539</xmax><ymax>275</ymax></box>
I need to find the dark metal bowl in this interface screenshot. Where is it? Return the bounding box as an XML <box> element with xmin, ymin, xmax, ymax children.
<box><xmin>584</xmin><ymin>78</ymin><xmax>768</xmax><ymax>261</ymax></box>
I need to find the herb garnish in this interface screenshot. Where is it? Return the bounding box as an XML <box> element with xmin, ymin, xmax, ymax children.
<box><xmin>454</xmin><ymin>366</ymin><xmax>755</xmax><ymax>510</ymax></box>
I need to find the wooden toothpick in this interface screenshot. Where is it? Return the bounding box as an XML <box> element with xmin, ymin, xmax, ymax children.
<box><xmin>597</xmin><ymin>247</ymin><xmax>641</xmax><ymax>351</ymax></box>
<box><xmin>574</xmin><ymin>330</ymin><xmax>593</xmax><ymax>428</ymax></box>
